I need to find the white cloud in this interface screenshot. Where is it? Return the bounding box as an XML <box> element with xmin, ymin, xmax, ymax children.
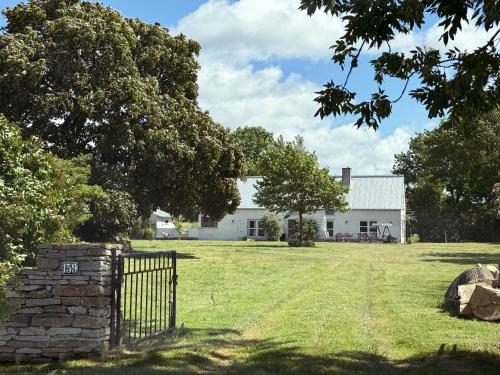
<box><xmin>302</xmin><ymin>125</ymin><xmax>412</xmax><ymax>175</ymax></box>
<box><xmin>174</xmin><ymin>0</ymin><xmax>345</xmax><ymax>64</ymax></box>
<box><xmin>376</xmin><ymin>12</ymin><xmax>498</xmax><ymax>54</ymax></box>
<box><xmin>197</xmin><ymin>59</ymin><xmax>412</xmax><ymax>174</ymax></box>
<box><xmin>423</xmin><ymin>19</ymin><xmax>497</xmax><ymax>52</ymax></box>
<box><xmin>174</xmin><ymin>0</ymin><xmax>414</xmax><ymax>175</ymax></box>
<box><xmin>197</xmin><ymin>60</ymin><xmax>319</xmax><ymax>134</ymax></box>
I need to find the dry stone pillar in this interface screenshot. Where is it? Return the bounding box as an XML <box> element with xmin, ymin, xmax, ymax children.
<box><xmin>0</xmin><ymin>243</ymin><xmax>124</xmax><ymax>363</ymax></box>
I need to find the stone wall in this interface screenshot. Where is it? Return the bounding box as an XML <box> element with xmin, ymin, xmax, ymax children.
<box><xmin>0</xmin><ymin>243</ymin><xmax>124</xmax><ymax>363</ymax></box>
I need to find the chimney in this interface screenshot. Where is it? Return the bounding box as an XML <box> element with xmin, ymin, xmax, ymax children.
<box><xmin>342</xmin><ymin>167</ymin><xmax>351</xmax><ymax>187</ymax></box>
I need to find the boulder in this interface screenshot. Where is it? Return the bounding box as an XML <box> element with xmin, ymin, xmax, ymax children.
<box><xmin>469</xmin><ymin>284</ymin><xmax>500</xmax><ymax>321</ymax></box>
<box><xmin>444</xmin><ymin>265</ymin><xmax>498</xmax><ymax>313</ymax></box>
<box><xmin>457</xmin><ymin>284</ymin><xmax>477</xmax><ymax>316</ymax></box>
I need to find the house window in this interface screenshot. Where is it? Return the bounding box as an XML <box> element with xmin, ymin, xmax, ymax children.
<box><xmin>360</xmin><ymin>220</ymin><xmax>378</xmax><ymax>236</ymax></box>
<box><xmin>201</xmin><ymin>216</ymin><xmax>218</xmax><ymax>228</ymax></box>
<box><xmin>248</xmin><ymin>220</ymin><xmax>265</xmax><ymax>238</ymax></box>
<box><xmin>326</xmin><ymin>220</ymin><xmax>334</xmax><ymax>238</ymax></box>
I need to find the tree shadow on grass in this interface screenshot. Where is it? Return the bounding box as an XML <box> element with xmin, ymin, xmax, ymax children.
<box><xmin>421</xmin><ymin>252</ymin><xmax>500</xmax><ymax>266</ymax></box>
<box><xmin>2</xmin><ymin>328</ymin><xmax>499</xmax><ymax>375</ymax></box>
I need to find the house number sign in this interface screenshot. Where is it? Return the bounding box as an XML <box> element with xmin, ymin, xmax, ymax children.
<box><xmin>61</xmin><ymin>262</ymin><xmax>79</xmax><ymax>275</ymax></box>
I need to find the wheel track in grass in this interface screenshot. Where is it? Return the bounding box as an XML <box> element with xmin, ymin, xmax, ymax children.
<box><xmin>207</xmin><ymin>247</ymin><xmax>389</xmax><ymax>370</ymax></box>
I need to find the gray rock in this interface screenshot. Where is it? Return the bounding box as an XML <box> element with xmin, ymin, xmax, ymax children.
<box><xmin>46</xmin><ymin>327</ymin><xmax>82</xmax><ymax>336</ymax></box>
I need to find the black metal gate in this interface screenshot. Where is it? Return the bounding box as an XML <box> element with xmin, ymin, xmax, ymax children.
<box><xmin>110</xmin><ymin>250</ymin><xmax>177</xmax><ymax>347</ymax></box>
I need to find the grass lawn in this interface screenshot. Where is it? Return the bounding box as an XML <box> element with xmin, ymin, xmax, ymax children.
<box><xmin>1</xmin><ymin>241</ymin><xmax>499</xmax><ymax>374</ymax></box>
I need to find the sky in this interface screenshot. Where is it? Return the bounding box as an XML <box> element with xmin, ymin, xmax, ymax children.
<box><xmin>1</xmin><ymin>0</ymin><xmax>495</xmax><ymax>174</ymax></box>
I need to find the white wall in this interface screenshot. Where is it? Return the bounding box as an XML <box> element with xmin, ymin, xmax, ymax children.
<box><xmin>334</xmin><ymin>209</ymin><xmax>404</xmax><ymax>243</ymax></box>
<box><xmin>199</xmin><ymin>209</ymin><xmax>405</xmax><ymax>243</ymax></box>
<box><xmin>198</xmin><ymin>209</ymin><xmax>268</xmax><ymax>240</ymax></box>
<box><xmin>199</xmin><ymin>210</ymin><xmax>329</xmax><ymax>241</ymax></box>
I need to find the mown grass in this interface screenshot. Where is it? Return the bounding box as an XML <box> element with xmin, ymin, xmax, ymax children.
<box><xmin>1</xmin><ymin>241</ymin><xmax>499</xmax><ymax>374</ymax></box>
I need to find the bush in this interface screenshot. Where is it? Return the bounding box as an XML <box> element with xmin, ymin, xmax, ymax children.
<box><xmin>261</xmin><ymin>212</ymin><xmax>283</xmax><ymax>241</ymax></box>
<box><xmin>130</xmin><ymin>219</ymin><xmax>155</xmax><ymax>240</ymax></box>
<box><xmin>78</xmin><ymin>190</ymin><xmax>138</xmax><ymax>242</ymax></box>
<box><xmin>290</xmin><ymin>218</ymin><xmax>319</xmax><ymax>240</ymax></box>
<box><xmin>408</xmin><ymin>234</ymin><xmax>421</xmax><ymax>244</ymax></box>
<box><xmin>303</xmin><ymin>219</ymin><xmax>319</xmax><ymax>240</ymax></box>
<box><xmin>288</xmin><ymin>238</ymin><xmax>316</xmax><ymax>247</ymax></box>
<box><xmin>0</xmin><ymin>117</ymin><xmax>100</xmax><ymax>266</ymax></box>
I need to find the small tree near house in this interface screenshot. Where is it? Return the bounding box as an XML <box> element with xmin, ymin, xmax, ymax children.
<box><xmin>254</xmin><ymin>136</ymin><xmax>348</xmax><ymax>246</ymax></box>
<box><xmin>173</xmin><ymin>216</ymin><xmax>186</xmax><ymax>242</ymax></box>
<box><xmin>261</xmin><ymin>212</ymin><xmax>283</xmax><ymax>241</ymax></box>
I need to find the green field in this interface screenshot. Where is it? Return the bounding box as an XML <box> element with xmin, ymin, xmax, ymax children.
<box><xmin>1</xmin><ymin>241</ymin><xmax>499</xmax><ymax>374</ymax></box>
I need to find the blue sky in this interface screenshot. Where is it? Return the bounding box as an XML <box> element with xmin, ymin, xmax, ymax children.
<box><xmin>1</xmin><ymin>1</ymin><xmax>493</xmax><ymax>174</ymax></box>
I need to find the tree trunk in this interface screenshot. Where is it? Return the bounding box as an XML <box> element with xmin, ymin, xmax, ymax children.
<box><xmin>299</xmin><ymin>212</ymin><xmax>304</xmax><ymax>245</ymax></box>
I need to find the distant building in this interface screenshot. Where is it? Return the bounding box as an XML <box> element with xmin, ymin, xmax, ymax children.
<box><xmin>198</xmin><ymin>168</ymin><xmax>406</xmax><ymax>243</ymax></box>
<box><xmin>149</xmin><ymin>209</ymin><xmax>199</xmax><ymax>239</ymax></box>
<box><xmin>149</xmin><ymin>209</ymin><xmax>178</xmax><ymax>238</ymax></box>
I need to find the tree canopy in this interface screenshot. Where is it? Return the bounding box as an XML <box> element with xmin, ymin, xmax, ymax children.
<box><xmin>0</xmin><ymin>0</ymin><xmax>243</xmax><ymax>220</ymax></box>
<box><xmin>254</xmin><ymin>137</ymin><xmax>347</xmax><ymax>244</ymax></box>
<box><xmin>300</xmin><ymin>1</ymin><xmax>500</xmax><ymax>129</ymax></box>
<box><xmin>393</xmin><ymin>109</ymin><xmax>500</xmax><ymax>241</ymax></box>
<box><xmin>230</xmin><ymin>126</ymin><xmax>276</xmax><ymax>176</ymax></box>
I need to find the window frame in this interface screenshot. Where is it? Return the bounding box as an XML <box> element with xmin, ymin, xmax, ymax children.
<box><xmin>248</xmin><ymin>219</ymin><xmax>265</xmax><ymax>238</ymax></box>
<box><xmin>360</xmin><ymin>220</ymin><xmax>378</xmax><ymax>237</ymax></box>
<box><xmin>326</xmin><ymin>220</ymin><xmax>334</xmax><ymax>238</ymax></box>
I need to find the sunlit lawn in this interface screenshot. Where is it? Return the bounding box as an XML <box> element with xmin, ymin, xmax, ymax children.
<box><xmin>1</xmin><ymin>240</ymin><xmax>499</xmax><ymax>374</ymax></box>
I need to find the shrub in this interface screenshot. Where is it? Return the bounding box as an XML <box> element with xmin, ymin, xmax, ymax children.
<box><xmin>78</xmin><ymin>190</ymin><xmax>138</xmax><ymax>242</ymax></box>
<box><xmin>173</xmin><ymin>216</ymin><xmax>186</xmax><ymax>239</ymax></box>
<box><xmin>130</xmin><ymin>219</ymin><xmax>155</xmax><ymax>240</ymax></box>
<box><xmin>288</xmin><ymin>239</ymin><xmax>316</xmax><ymax>247</ymax></box>
<box><xmin>261</xmin><ymin>212</ymin><xmax>283</xmax><ymax>241</ymax></box>
<box><xmin>408</xmin><ymin>234</ymin><xmax>421</xmax><ymax>244</ymax></box>
<box><xmin>0</xmin><ymin>116</ymin><xmax>100</xmax><ymax>266</ymax></box>
<box><xmin>0</xmin><ymin>266</ymin><xmax>16</xmax><ymax>324</ymax></box>
<box><xmin>303</xmin><ymin>219</ymin><xmax>319</xmax><ymax>240</ymax></box>
<box><xmin>290</xmin><ymin>218</ymin><xmax>318</xmax><ymax>240</ymax></box>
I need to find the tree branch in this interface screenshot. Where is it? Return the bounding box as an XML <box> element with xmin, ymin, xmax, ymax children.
<box><xmin>343</xmin><ymin>40</ymin><xmax>366</xmax><ymax>89</ymax></box>
<box><xmin>391</xmin><ymin>72</ymin><xmax>416</xmax><ymax>104</ymax></box>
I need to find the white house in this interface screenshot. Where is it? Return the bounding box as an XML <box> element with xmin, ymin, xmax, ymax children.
<box><xmin>198</xmin><ymin>168</ymin><xmax>406</xmax><ymax>243</ymax></box>
<box><xmin>149</xmin><ymin>209</ymin><xmax>178</xmax><ymax>238</ymax></box>
<box><xmin>149</xmin><ymin>209</ymin><xmax>200</xmax><ymax>239</ymax></box>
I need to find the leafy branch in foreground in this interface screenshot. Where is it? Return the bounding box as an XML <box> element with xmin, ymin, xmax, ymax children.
<box><xmin>300</xmin><ymin>1</ymin><xmax>500</xmax><ymax>129</ymax></box>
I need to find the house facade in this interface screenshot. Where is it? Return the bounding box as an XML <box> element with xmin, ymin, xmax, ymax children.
<box><xmin>198</xmin><ymin>168</ymin><xmax>406</xmax><ymax>243</ymax></box>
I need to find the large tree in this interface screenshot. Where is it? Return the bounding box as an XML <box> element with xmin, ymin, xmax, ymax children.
<box><xmin>0</xmin><ymin>0</ymin><xmax>243</xmax><ymax>220</ymax></box>
<box><xmin>254</xmin><ymin>137</ymin><xmax>348</xmax><ymax>245</ymax></box>
<box><xmin>393</xmin><ymin>109</ymin><xmax>500</xmax><ymax>241</ymax></box>
<box><xmin>230</xmin><ymin>126</ymin><xmax>276</xmax><ymax>176</ymax></box>
<box><xmin>300</xmin><ymin>1</ymin><xmax>500</xmax><ymax>129</ymax></box>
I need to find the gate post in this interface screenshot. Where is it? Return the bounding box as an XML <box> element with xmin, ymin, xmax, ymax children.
<box><xmin>0</xmin><ymin>243</ymin><xmax>124</xmax><ymax>362</ymax></box>
<box><xmin>170</xmin><ymin>252</ymin><xmax>177</xmax><ymax>328</ymax></box>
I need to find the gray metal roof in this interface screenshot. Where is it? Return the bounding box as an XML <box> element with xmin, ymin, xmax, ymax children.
<box><xmin>237</xmin><ymin>175</ymin><xmax>405</xmax><ymax>210</ymax></box>
<box><xmin>152</xmin><ymin>209</ymin><xmax>172</xmax><ymax>218</ymax></box>
<box><xmin>344</xmin><ymin>176</ymin><xmax>405</xmax><ymax>210</ymax></box>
